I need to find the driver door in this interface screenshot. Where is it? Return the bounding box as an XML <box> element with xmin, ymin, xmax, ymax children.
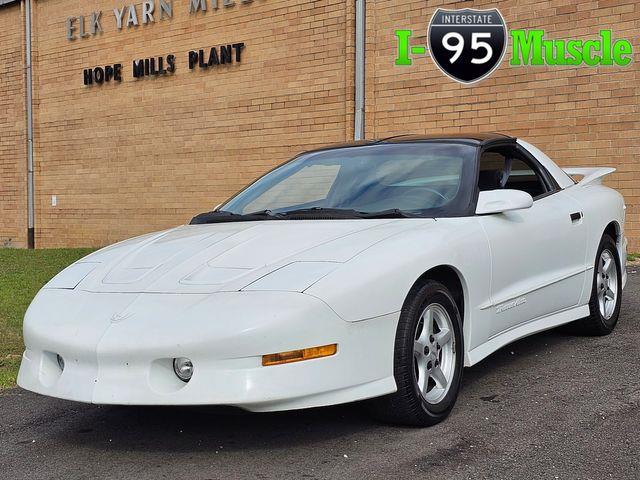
<box><xmin>477</xmin><ymin>146</ymin><xmax>587</xmax><ymax>338</ymax></box>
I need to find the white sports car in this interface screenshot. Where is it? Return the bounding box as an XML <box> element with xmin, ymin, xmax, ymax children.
<box><xmin>18</xmin><ymin>134</ymin><xmax>627</xmax><ymax>426</ymax></box>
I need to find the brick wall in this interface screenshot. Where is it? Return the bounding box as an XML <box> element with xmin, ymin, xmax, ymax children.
<box><xmin>367</xmin><ymin>0</ymin><xmax>640</xmax><ymax>250</ymax></box>
<box><xmin>0</xmin><ymin>2</ymin><xmax>27</xmax><ymax>248</ymax></box>
<box><xmin>1</xmin><ymin>0</ymin><xmax>639</xmax><ymax>251</ymax></box>
<box><xmin>30</xmin><ymin>0</ymin><xmax>352</xmax><ymax>247</ymax></box>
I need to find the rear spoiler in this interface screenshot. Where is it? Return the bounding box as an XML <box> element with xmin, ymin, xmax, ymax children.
<box><xmin>563</xmin><ymin>167</ymin><xmax>616</xmax><ymax>187</ymax></box>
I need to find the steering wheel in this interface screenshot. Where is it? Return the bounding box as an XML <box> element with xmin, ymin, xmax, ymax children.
<box><xmin>376</xmin><ymin>188</ymin><xmax>450</xmax><ymax>211</ymax></box>
<box><xmin>420</xmin><ymin>187</ymin><xmax>449</xmax><ymax>201</ymax></box>
<box><xmin>348</xmin><ymin>187</ymin><xmax>451</xmax><ymax>212</ymax></box>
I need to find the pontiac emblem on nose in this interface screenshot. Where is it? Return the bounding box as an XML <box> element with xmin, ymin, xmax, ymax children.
<box><xmin>427</xmin><ymin>8</ymin><xmax>508</xmax><ymax>84</ymax></box>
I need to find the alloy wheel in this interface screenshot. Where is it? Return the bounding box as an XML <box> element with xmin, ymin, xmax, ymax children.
<box><xmin>413</xmin><ymin>303</ymin><xmax>456</xmax><ymax>404</ymax></box>
<box><xmin>597</xmin><ymin>249</ymin><xmax>618</xmax><ymax>320</ymax></box>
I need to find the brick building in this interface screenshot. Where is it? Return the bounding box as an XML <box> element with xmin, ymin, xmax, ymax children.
<box><xmin>0</xmin><ymin>0</ymin><xmax>638</xmax><ymax>249</ymax></box>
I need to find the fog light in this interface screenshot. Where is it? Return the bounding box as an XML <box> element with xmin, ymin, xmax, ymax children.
<box><xmin>56</xmin><ymin>354</ymin><xmax>65</xmax><ymax>371</ymax></box>
<box><xmin>173</xmin><ymin>357</ymin><xmax>193</xmax><ymax>382</ymax></box>
<box><xmin>262</xmin><ymin>344</ymin><xmax>337</xmax><ymax>366</ymax></box>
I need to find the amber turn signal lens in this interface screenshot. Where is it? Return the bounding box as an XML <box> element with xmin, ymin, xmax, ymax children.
<box><xmin>262</xmin><ymin>344</ymin><xmax>337</xmax><ymax>366</ymax></box>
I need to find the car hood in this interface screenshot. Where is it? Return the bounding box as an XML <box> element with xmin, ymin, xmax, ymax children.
<box><xmin>62</xmin><ymin>219</ymin><xmax>431</xmax><ymax>294</ymax></box>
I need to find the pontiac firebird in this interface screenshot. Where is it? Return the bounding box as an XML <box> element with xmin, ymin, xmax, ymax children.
<box><xmin>18</xmin><ymin>134</ymin><xmax>627</xmax><ymax>426</ymax></box>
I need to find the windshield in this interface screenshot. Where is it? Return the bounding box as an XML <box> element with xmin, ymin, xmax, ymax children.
<box><xmin>215</xmin><ymin>142</ymin><xmax>477</xmax><ymax>219</ymax></box>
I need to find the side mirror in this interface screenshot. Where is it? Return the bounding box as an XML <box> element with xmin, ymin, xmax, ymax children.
<box><xmin>476</xmin><ymin>189</ymin><xmax>533</xmax><ymax>215</ymax></box>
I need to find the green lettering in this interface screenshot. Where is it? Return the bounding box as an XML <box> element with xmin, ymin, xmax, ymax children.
<box><xmin>510</xmin><ymin>29</ymin><xmax>545</xmax><ymax>65</ymax></box>
<box><xmin>544</xmin><ymin>40</ymin><xmax>567</xmax><ymax>66</ymax></box>
<box><xmin>613</xmin><ymin>39</ymin><xmax>633</xmax><ymax>66</ymax></box>
<box><xmin>583</xmin><ymin>40</ymin><xmax>601</xmax><ymax>66</ymax></box>
<box><xmin>566</xmin><ymin>40</ymin><xmax>583</xmax><ymax>66</ymax></box>
<box><xmin>395</xmin><ymin>30</ymin><xmax>413</xmax><ymax>66</ymax></box>
<box><xmin>600</xmin><ymin>30</ymin><xmax>612</xmax><ymax>65</ymax></box>
<box><xmin>508</xmin><ymin>28</ymin><xmax>632</xmax><ymax>68</ymax></box>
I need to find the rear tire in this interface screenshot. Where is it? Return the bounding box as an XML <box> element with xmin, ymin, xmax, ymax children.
<box><xmin>368</xmin><ymin>280</ymin><xmax>463</xmax><ymax>427</ymax></box>
<box><xmin>569</xmin><ymin>234</ymin><xmax>622</xmax><ymax>336</ymax></box>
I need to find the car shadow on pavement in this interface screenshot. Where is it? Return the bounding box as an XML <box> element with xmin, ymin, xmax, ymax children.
<box><xmin>54</xmin><ymin>401</ymin><xmax>382</xmax><ymax>453</ymax></box>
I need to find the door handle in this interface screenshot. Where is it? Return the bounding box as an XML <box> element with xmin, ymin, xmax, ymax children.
<box><xmin>570</xmin><ymin>212</ymin><xmax>583</xmax><ymax>222</ymax></box>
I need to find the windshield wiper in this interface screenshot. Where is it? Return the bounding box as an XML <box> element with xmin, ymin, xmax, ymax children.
<box><xmin>276</xmin><ymin>207</ymin><xmax>415</xmax><ymax>219</ymax></box>
<box><xmin>190</xmin><ymin>207</ymin><xmax>416</xmax><ymax>224</ymax></box>
<box><xmin>275</xmin><ymin>207</ymin><xmax>363</xmax><ymax>219</ymax></box>
<box><xmin>360</xmin><ymin>208</ymin><xmax>415</xmax><ymax>219</ymax></box>
<box><xmin>190</xmin><ymin>209</ymin><xmax>278</xmax><ymax>225</ymax></box>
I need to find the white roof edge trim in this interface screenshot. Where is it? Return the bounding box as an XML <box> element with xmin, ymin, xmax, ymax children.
<box><xmin>0</xmin><ymin>0</ymin><xmax>19</xmax><ymax>7</ymax></box>
<box><xmin>516</xmin><ymin>138</ymin><xmax>576</xmax><ymax>189</ymax></box>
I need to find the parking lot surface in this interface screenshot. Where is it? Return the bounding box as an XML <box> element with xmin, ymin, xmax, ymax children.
<box><xmin>1</xmin><ymin>270</ymin><xmax>638</xmax><ymax>480</ymax></box>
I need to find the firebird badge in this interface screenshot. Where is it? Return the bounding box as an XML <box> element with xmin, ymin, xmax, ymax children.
<box><xmin>496</xmin><ymin>297</ymin><xmax>527</xmax><ymax>314</ymax></box>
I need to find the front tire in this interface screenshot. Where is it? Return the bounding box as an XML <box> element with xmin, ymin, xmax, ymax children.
<box><xmin>368</xmin><ymin>280</ymin><xmax>463</xmax><ymax>427</ymax></box>
<box><xmin>571</xmin><ymin>234</ymin><xmax>622</xmax><ymax>336</ymax></box>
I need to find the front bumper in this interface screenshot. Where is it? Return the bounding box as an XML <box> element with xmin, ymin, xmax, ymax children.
<box><xmin>18</xmin><ymin>289</ymin><xmax>397</xmax><ymax>412</ymax></box>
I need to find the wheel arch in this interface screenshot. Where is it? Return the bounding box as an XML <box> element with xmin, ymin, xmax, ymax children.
<box><xmin>603</xmin><ymin>221</ymin><xmax>620</xmax><ymax>245</ymax></box>
<box><xmin>408</xmin><ymin>265</ymin><xmax>467</xmax><ymax>324</ymax></box>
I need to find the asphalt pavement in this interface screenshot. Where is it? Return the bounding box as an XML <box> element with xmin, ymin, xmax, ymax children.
<box><xmin>1</xmin><ymin>269</ymin><xmax>639</xmax><ymax>480</ymax></box>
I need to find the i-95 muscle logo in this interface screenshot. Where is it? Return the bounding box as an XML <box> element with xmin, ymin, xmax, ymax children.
<box><xmin>394</xmin><ymin>7</ymin><xmax>634</xmax><ymax>84</ymax></box>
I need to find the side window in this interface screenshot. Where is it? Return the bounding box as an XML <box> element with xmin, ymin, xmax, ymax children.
<box><xmin>242</xmin><ymin>164</ymin><xmax>340</xmax><ymax>213</ymax></box>
<box><xmin>503</xmin><ymin>158</ymin><xmax>547</xmax><ymax>197</ymax></box>
<box><xmin>478</xmin><ymin>147</ymin><xmax>554</xmax><ymax>199</ymax></box>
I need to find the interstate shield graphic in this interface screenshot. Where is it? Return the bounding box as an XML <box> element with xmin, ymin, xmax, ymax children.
<box><xmin>427</xmin><ymin>8</ymin><xmax>507</xmax><ymax>84</ymax></box>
